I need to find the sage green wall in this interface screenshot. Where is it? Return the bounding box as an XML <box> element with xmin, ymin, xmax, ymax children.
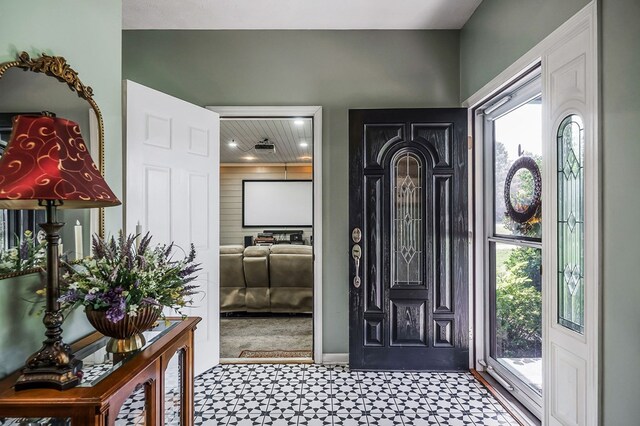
<box><xmin>0</xmin><ymin>273</ymin><xmax>94</xmax><ymax>378</ymax></box>
<box><xmin>459</xmin><ymin>0</ymin><xmax>590</xmax><ymax>101</ymax></box>
<box><xmin>0</xmin><ymin>0</ymin><xmax>122</xmax><ymax>378</ymax></box>
<box><xmin>600</xmin><ymin>1</ymin><xmax>640</xmax><ymax>423</ymax></box>
<box><xmin>122</xmin><ymin>30</ymin><xmax>461</xmax><ymax>353</ymax></box>
<box><xmin>0</xmin><ymin>0</ymin><xmax>124</xmax><ymax>236</ymax></box>
<box><xmin>461</xmin><ymin>0</ymin><xmax>640</xmax><ymax>423</ymax></box>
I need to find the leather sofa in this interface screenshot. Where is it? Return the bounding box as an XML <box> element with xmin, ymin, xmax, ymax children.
<box><xmin>219</xmin><ymin>245</ymin><xmax>246</xmax><ymax>312</ymax></box>
<box><xmin>244</xmin><ymin>246</ymin><xmax>270</xmax><ymax>312</ymax></box>
<box><xmin>219</xmin><ymin>244</ymin><xmax>313</xmax><ymax>313</ymax></box>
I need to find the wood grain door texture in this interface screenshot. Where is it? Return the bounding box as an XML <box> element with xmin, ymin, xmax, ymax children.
<box><xmin>349</xmin><ymin>108</ymin><xmax>468</xmax><ymax>371</ymax></box>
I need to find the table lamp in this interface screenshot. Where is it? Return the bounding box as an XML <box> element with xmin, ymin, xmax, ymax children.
<box><xmin>0</xmin><ymin>114</ymin><xmax>121</xmax><ymax>390</ymax></box>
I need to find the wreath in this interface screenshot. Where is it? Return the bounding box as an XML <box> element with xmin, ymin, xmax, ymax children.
<box><xmin>504</xmin><ymin>156</ymin><xmax>542</xmax><ymax>224</ymax></box>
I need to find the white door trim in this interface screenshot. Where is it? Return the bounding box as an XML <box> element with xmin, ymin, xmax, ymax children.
<box><xmin>463</xmin><ymin>2</ymin><xmax>599</xmax><ymax>423</ymax></box>
<box><xmin>206</xmin><ymin>106</ymin><xmax>323</xmax><ymax>363</ymax></box>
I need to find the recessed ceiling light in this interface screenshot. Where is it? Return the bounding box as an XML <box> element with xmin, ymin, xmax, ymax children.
<box><xmin>299</xmin><ymin>141</ymin><xmax>308</xmax><ymax>147</ymax></box>
<box><xmin>294</xmin><ymin>119</ymin><xmax>304</xmax><ymax>126</ymax></box>
<box><xmin>242</xmin><ymin>156</ymin><xmax>256</xmax><ymax>161</ymax></box>
<box><xmin>228</xmin><ymin>140</ymin><xmax>237</xmax><ymax>147</ymax></box>
<box><xmin>299</xmin><ymin>156</ymin><xmax>312</xmax><ymax>161</ymax></box>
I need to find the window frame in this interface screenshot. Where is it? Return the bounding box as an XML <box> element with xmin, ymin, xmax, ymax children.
<box><xmin>479</xmin><ymin>68</ymin><xmax>544</xmax><ymax>417</ymax></box>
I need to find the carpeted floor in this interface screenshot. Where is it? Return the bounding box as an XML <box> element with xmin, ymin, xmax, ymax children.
<box><xmin>219</xmin><ymin>316</ymin><xmax>312</xmax><ymax>359</ymax></box>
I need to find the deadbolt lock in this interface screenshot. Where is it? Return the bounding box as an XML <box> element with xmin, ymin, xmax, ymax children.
<box><xmin>352</xmin><ymin>227</ymin><xmax>362</xmax><ymax>243</ymax></box>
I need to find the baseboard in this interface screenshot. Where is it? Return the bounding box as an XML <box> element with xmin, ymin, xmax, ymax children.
<box><xmin>321</xmin><ymin>353</ymin><xmax>349</xmax><ymax>364</ymax></box>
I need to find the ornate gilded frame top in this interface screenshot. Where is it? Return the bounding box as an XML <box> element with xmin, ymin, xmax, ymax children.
<box><xmin>0</xmin><ymin>51</ymin><xmax>106</xmax><ymax>238</ymax></box>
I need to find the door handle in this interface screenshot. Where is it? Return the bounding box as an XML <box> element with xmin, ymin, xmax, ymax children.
<box><xmin>352</xmin><ymin>244</ymin><xmax>362</xmax><ymax>288</ymax></box>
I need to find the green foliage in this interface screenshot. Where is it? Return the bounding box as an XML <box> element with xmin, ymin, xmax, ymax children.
<box><xmin>504</xmin><ymin>247</ymin><xmax>542</xmax><ymax>291</ymax></box>
<box><xmin>495</xmin><ymin>142</ymin><xmax>509</xmax><ymax>223</ymax></box>
<box><xmin>59</xmin><ymin>232</ymin><xmax>201</xmax><ymax>323</ymax></box>
<box><xmin>496</xmin><ymin>247</ymin><xmax>542</xmax><ymax>358</ymax></box>
<box><xmin>0</xmin><ymin>230</ymin><xmax>46</xmax><ymax>274</ymax></box>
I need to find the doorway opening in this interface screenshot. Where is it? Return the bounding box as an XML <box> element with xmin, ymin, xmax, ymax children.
<box><xmin>208</xmin><ymin>107</ymin><xmax>323</xmax><ymax>363</ymax></box>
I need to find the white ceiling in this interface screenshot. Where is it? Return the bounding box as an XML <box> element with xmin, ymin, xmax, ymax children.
<box><xmin>123</xmin><ymin>0</ymin><xmax>482</xmax><ymax>30</ymax></box>
<box><xmin>220</xmin><ymin>118</ymin><xmax>313</xmax><ymax>164</ymax></box>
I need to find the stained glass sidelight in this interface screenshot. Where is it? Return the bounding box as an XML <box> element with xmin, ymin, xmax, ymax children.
<box><xmin>392</xmin><ymin>151</ymin><xmax>423</xmax><ymax>286</ymax></box>
<box><xmin>557</xmin><ymin>115</ymin><xmax>585</xmax><ymax>333</ymax></box>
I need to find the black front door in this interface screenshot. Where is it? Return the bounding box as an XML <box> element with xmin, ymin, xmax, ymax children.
<box><xmin>349</xmin><ymin>108</ymin><xmax>468</xmax><ymax>370</ymax></box>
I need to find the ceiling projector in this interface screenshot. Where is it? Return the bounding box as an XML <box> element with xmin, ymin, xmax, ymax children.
<box><xmin>254</xmin><ymin>138</ymin><xmax>276</xmax><ymax>154</ymax></box>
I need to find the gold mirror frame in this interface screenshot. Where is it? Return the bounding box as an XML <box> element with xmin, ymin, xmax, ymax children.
<box><xmin>0</xmin><ymin>51</ymin><xmax>106</xmax><ymax>239</ymax></box>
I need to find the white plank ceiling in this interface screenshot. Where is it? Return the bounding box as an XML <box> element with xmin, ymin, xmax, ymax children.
<box><xmin>124</xmin><ymin>0</ymin><xmax>482</xmax><ymax>30</ymax></box>
<box><xmin>220</xmin><ymin>118</ymin><xmax>313</xmax><ymax>164</ymax></box>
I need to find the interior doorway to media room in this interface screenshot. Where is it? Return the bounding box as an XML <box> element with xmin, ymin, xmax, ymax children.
<box><xmin>208</xmin><ymin>106</ymin><xmax>323</xmax><ymax>363</ymax></box>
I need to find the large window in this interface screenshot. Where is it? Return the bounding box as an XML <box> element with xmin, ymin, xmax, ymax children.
<box><xmin>482</xmin><ymin>71</ymin><xmax>543</xmax><ymax>412</ymax></box>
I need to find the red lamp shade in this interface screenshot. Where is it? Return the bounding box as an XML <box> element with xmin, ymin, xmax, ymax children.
<box><xmin>0</xmin><ymin>114</ymin><xmax>120</xmax><ymax>209</ymax></box>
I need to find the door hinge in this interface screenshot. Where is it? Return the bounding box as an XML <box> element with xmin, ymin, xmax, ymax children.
<box><xmin>468</xmin><ymin>136</ymin><xmax>473</xmax><ymax>150</ymax></box>
<box><xmin>469</xmin><ymin>328</ymin><xmax>474</xmax><ymax>342</ymax></box>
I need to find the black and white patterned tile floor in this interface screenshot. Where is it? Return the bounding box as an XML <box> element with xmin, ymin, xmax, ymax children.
<box><xmin>193</xmin><ymin>364</ymin><xmax>520</xmax><ymax>426</ymax></box>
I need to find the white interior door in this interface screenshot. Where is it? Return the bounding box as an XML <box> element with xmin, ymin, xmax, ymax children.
<box><xmin>542</xmin><ymin>8</ymin><xmax>598</xmax><ymax>426</ymax></box>
<box><xmin>124</xmin><ymin>80</ymin><xmax>220</xmax><ymax>376</ymax></box>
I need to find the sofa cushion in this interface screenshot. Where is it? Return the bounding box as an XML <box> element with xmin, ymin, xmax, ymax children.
<box><xmin>219</xmin><ymin>245</ymin><xmax>246</xmax><ymax>313</ymax></box>
<box><xmin>243</xmin><ymin>246</ymin><xmax>270</xmax><ymax>312</ymax></box>
<box><xmin>269</xmin><ymin>247</ymin><xmax>312</xmax><ymax>289</ymax></box>
<box><xmin>220</xmin><ymin>245</ymin><xmax>245</xmax><ymax>255</ymax></box>
<box><xmin>244</xmin><ymin>246</ymin><xmax>271</xmax><ymax>257</ymax></box>
<box><xmin>269</xmin><ymin>245</ymin><xmax>312</xmax><ymax>255</ymax></box>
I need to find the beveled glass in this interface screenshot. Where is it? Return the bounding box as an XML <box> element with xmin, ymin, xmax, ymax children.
<box><xmin>164</xmin><ymin>349</ymin><xmax>185</xmax><ymax>426</ymax></box>
<box><xmin>557</xmin><ymin>114</ymin><xmax>585</xmax><ymax>333</ymax></box>
<box><xmin>76</xmin><ymin>320</ymin><xmax>180</xmax><ymax>387</ymax></box>
<box><xmin>0</xmin><ymin>418</ymin><xmax>70</xmax><ymax>425</ymax></box>
<box><xmin>114</xmin><ymin>384</ymin><xmax>148</xmax><ymax>425</ymax></box>
<box><xmin>391</xmin><ymin>151</ymin><xmax>423</xmax><ymax>287</ymax></box>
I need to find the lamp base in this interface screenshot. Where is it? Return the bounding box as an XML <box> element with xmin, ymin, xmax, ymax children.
<box><xmin>15</xmin><ymin>358</ymin><xmax>82</xmax><ymax>391</ymax></box>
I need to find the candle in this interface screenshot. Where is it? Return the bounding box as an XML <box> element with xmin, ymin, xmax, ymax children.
<box><xmin>58</xmin><ymin>241</ymin><xmax>63</xmax><ymax>258</ymax></box>
<box><xmin>74</xmin><ymin>220</ymin><xmax>83</xmax><ymax>260</ymax></box>
<box><xmin>135</xmin><ymin>221</ymin><xmax>142</xmax><ymax>249</ymax></box>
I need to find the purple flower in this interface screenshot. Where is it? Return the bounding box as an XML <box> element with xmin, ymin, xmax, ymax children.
<box><xmin>102</xmin><ymin>287</ymin><xmax>127</xmax><ymax>323</ymax></box>
<box><xmin>19</xmin><ymin>240</ymin><xmax>29</xmax><ymax>261</ymax></box>
<box><xmin>58</xmin><ymin>290</ymin><xmax>80</xmax><ymax>304</ymax></box>
<box><xmin>105</xmin><ymin>305</ymin><xmax>125</xmax><ymax>323</ymax></box>
<box><xmin>105</xmin><ymin>297</ymin><xmax>126</xmax><ymax>323</ymax></box>
<box><xmin>141</xmin><ymin>297</ymin><xmax>160</xmax><ymax>307</ymax></box>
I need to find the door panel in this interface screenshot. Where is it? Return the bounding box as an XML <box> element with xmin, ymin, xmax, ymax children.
<box><xmin>349</xmin><ymin>108</ymin><xmax>468</xmax><ymax>370</ymax></box>
<box><xmin>125</xmin><ymin>80</ymin><xmax>220</xmax><ymax>376</ymax></box>
<box><xmin>543</xmin><ymin>17</ymin><xmax>597</xmax><ymax>425</ymax></box>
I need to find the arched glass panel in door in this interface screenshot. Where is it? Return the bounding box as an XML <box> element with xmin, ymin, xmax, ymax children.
<box><xmin>557</xmin><ymin>114</ymin><xmax>585</xmax><ymax>334</ymax></box>
<box><xmin>391</xmin><ymin>151</ymin><xmax>423</xmax><ymax>287</ymax></box>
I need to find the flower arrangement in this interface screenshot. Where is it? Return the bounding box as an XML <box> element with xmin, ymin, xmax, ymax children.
<box><xmin>0</xmin><ymin>230</ymin><xmax>47</xmax><ymax>275</ymax></box>
<box><xmin>59</xmin><ymin>232</ymin><xmax>200</xmax><ymax>323</ymax></box>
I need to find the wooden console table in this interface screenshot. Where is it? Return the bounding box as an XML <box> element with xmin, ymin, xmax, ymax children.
<box><xmin>0</xmin><ymin>317</ymin><xmax>201</xmax><ymax>426</ymax></box>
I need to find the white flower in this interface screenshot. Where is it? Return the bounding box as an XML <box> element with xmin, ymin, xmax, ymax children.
<box><xmin>128</xmin><ymin>304</ymin><xmax>139</xmax><ymax>317</ymax></box>
<box><xmin>88</xmin><ymin>287</ymin><xmax>99</xmax><ymax>294</ymax></box>
<box><xmin>69</xmin><ymin>282</ymin><xmax>79</xmax><ymax>291</ymax></box>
